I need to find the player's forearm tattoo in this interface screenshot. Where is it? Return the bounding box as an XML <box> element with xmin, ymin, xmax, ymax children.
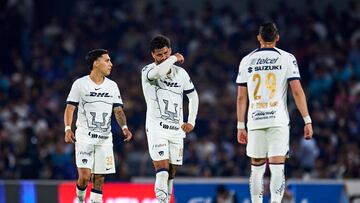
<box><xmin>114</xmin><ymin>107</ymin><xmax>127</xmax><ymax>128</ymax></box>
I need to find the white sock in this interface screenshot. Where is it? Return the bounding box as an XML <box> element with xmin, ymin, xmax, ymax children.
<box><xmin>76</xmin><ymin>184</ymin><xmax>87</xmax><ymax>202</ymax></box>
<box><xmin>250</xmin><ymin>164</ymin><xmax>266</xmax><ymax>203</ymax></box>
<box><xmin>90</xmin><ymin>188</ymin><xmax>102</xmax><ymax>203</ymax></box>
<box><xmin>155</xmin><ymin>169</ymin><xmax>169</xmax><ymax>203</ymax></box>
<box><xmin>167</xmin><ymin>178</ymin><xmax>174</xmax><ymax>203</ymax></box>
<box><xmin>269</xmin><ymin>164</ymin><xmax>286</xmax><ymax>203</ymax></box>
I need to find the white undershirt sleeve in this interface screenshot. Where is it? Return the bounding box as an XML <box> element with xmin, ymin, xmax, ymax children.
<box><xmin>186</xmin><ymin>90</ymin><xmax>199</xmax><ymax>127</ymax></box>
<box><xmin>147</xmin><ymin>56</ymin><xmax>177</xmax><ymax>80</ymax></box>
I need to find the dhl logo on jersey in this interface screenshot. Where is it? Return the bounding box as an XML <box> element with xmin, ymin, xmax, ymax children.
<box><xmin>86</xmin><ymin>92</ymin><xmax>112</xmax><ymax>97</ymax></box>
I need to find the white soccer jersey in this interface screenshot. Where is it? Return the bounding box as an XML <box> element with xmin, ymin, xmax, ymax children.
<box><xmin>236</xmin><ymin>47</ymin><xmax>301</xmax><ymax>130</ymax></box>
<box><xmin>141</xmin><ymin>63</ymin><xmax>195</xmax><ymax>138</ymax></box>
<box><xmin>66</xmin><ymin>75</ymin><xmax>123</xmax><ymax>145</ymax></box>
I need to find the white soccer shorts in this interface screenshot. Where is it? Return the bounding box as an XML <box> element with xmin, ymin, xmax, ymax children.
<box><xmin>75</xmin><ymin>142</ymin><xmax>115</xmax><ymax>174</ymax></box>
<box><xmin>246</xmin><ymin>126</ymin><xmax>289</xmax><ymax>158</ymax></box>
<box><xmin>146</xmin><ymin>129</ymin><xmax>184</xmax><ymax>165</ymax></box>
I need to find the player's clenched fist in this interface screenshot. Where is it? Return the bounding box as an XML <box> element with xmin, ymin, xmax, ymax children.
<box><xmin>122</xmin><ymin>128</ymin><xmax>133</xmax><ymax>142</ymax></box>
<box><xmin>237</xmin><ymin>129</ymin><xmax>247</xmax><ymax>144</ymax></box>
<box><xmin>181</xmin><ymin>123</ymin><xmax>194</xmax><ymax>133</ymax></box>
<box><xmin>174</xmin><ymin>53</ymin><xmax>184</xmax><ymax>64</ymax></box>
<box><xmin>64</xmin><ymin>130</ymin><xmax>76</xmax><ymax>143</ymax></box>
<box><xmin>304</xmin><ymin>123</ymin><xmax>313</xmax><ymax>140</ymax></box>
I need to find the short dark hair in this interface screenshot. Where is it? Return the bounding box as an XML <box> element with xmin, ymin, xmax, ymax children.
<box><xmin>150</xmin><ymin>35</ymin><xmax>171</xmax><ymax>52</ymax></box>
<box><xmin>85</xmin><ymin>49</ymin><xmax>109</xmax><ymax>70</ymax></box>
<box><xmin>259</xmin><ymin>22</ymin><xmax>278</xmax><ymax>42</ymax></box>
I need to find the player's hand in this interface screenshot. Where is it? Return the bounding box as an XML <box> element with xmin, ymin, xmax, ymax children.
<box><xmin>174</xmin><ymin>53</ymin><xmax>184</xmax><ymax>64</ymax></box>
<box><xmin>304</xmin><ymin>123</ymin><xmax>313</xmax><ymax>140</ymax></box>
<box><xmin>237</xmin><ymin>129</ymin><xmax>247</xmax><ymax>144</ymax></box>
<box><xmin>181</xmin><ymin>123</ymin><xmax>193</xmax><ymax>133</ymax></box>
<box><xmin>122</xmin><ymin>128</ymin><xmax>133</xmax><ymax>142</ymax></box>
<box><xmin>64</xmin><ymin>130</ymin><xmax>76</xmax><ymax>143</ymax></box>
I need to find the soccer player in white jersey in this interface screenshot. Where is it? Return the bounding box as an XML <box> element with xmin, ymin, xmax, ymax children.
<box><xmin>236</xmin><ymin>23</ymin><xmax>313</xmax><ymax>203</ymax></box>
<box><xmin>64</xmin><ymin>49</ymin><xmax>133</xmax><ymax>203</ymax></box>
<box><xmin>141</xmin><ymin>35</ymin><xmax>199</xmax><ymax>202</ymax></box>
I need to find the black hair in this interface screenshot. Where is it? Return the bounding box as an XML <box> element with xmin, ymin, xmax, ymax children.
<box><xmin>85</xmin><ymin>49</ymin><xmax>109</xmax><ymax>71</ymax></box>
<box><xmin>150</xmin><ymin>35</ymin><xmax>171</xmax><ymax>52</ymax></box>
<box><xmin>259</xmin><ymin>22</ymin><xmax>279</xmax><ymax>42</ymax></box>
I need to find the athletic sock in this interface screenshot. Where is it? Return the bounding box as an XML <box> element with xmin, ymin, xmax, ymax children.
<box><xmin>90</xmin><ymin>188</ymin><xmax>102</xmax><ymax>203</ymax></box>
<box><xmin>155</xmin><ymin>169</ymin><xmax>169</xmax><ymax>203</ymax></box>
<box><xmin>76</xmin><ymin>184</ymin><xmax>87</xmax><ymax>203</ymax></box>
<box><xmin>269</xmin><ymin>163</ymin><xmax>285</xmax><ymax>203</ymax></box>
<box><xmin>250</xmin><ymin>163</ymin><xmax>266</xmax><ymax>203</ymax></box>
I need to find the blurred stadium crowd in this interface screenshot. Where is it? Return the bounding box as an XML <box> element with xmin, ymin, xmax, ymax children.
<box><xmin>0</xmin><ymin>0</ymin><xmax>359</xmax><ymax>181</ymax></box>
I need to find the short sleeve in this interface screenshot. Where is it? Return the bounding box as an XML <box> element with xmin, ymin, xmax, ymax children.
<box><xmin>183</xmin><ymin>70</ymin><xmax>195</xmax><ymax>94</ymax></box>
<box><xmin>286</xmin><ymin>54</ymin><xmax>301</xmax><ymax>81</ymax></box>
<box><xmin>66</xmin><ymin>80</ymin><xmax>81</xmax><ymax>106</ymax></box>
<box><xmin>113</xmin><ymin>83</ymin><xmax>124</xmax><ymax>108</ymax></box>
<box><xmin>142</xmin><ymin>65</ymin><xmax>154</xmax><ymax>82</ymax></box>
<box><xmin>236</xmin><ymin>57</ymin><xmax>248</xmax><ymax>86</ymax></box>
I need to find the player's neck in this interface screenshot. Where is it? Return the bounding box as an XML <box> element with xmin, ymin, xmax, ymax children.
<box><xmin>89</xmin><ymin>72</ymin><xmax>105</xmax><ymax>85</ymax></box>
<box><xmin>260</xmin><ymin>42</ymin><xmax>276</xmax><ymax>48</ymax></box>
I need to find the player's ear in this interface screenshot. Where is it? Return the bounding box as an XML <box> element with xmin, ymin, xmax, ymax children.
<box><xmin>169</xmin><ymin>47</ymin><xmax>172</xmax><ymax>55</ymax></box>
<box><xmin>257</xmin><ymin>35</ymin><xmax>261</xmax><ymax>43</ymax></box>
<box><xmin>93</xmin><ymin>60</ymin><xmax>98</xmax><ymax>68</ymax></box>
<box><xmin>151</xmin><ymin>51</ymin><xmax>156</xmax><ymax>60</ymax></box>
<box><xmin>276</xmin><ymin>34</ymin><xmax>280</xmax><ymax>42</ymax></box>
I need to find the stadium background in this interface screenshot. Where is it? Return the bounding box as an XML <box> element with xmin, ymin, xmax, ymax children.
<box><xmin>0</xmin><ymin>0</ymin><xmax>359</xmax><ymax>202</ymax></box>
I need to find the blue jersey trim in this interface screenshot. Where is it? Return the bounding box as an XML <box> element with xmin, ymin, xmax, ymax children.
<box><xmin>287</xmin><ymin>77</ymin><xmax>301</xmax><ymax>82</ymax></box>
<box><xmin>254</xmin><ymin>48</ymin><xmax>281</xmax><ymax>55</ymax></box>
<box><xmin>113</xmin><ymin>103</ymin><xmax>124</xmax><ymax>108</ymax></box>
<box><xmin>146</xmin><ymin>67</ymin><xmax>154</xmax><ymax>81</ymax></box>
<box><xmin>184</xmin><ymin>88</ymin><xmax>195</xmax><ymax>94</ymax></box>
<box><xmin>66</xmin><ymin>101</ymin><xmax>79</xmax><ymax>106</ymax></box>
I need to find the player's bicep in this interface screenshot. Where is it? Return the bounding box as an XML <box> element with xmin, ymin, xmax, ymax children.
<box><xmin>64</xmin><ymin>104</ymin><xmax>76</xmax><ymax>115</ymax></box>
<box><xmin>66</xmin><ymin>103</ymin><xmax>76</xmax><ymax>110</ymax></box>
<box><xmin>237</xmin><ymin>86</ymin><xmax>248</xmax><ymax>100</ymax></box>
<box><xmin>289</xmin><ymin>79</ymin><xmax>303</xmax><ymax>96</ymax></box>
<box><xmin>113</xmin><ymin>106</ymin><xmax>124</xmax><ymax>114</ymax></box>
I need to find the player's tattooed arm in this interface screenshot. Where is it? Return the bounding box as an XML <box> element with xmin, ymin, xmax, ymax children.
<box><xmin>113</xmin><ymin>106</ymin><xmax>127</xmax><ymax>128</ymax></box>
<box><xmin>113</xmin><ymin>106</ymin><xmax>133</xmax><ymax>141</ymax></box>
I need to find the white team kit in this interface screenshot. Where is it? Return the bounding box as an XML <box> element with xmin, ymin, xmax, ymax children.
<box><xmin>142</xmin><ymin>62</ymin><xmax>195</xmax><ymax>165</ymax></box>
<box><xmin>66</xmin><ymin>75</ymin><xmax>123</xmax><ymax>173</ymax></box>
<box><xmin>236</xmin><ymin>47</ymin><xmax>301</xmax><ymax>158</ymax></box>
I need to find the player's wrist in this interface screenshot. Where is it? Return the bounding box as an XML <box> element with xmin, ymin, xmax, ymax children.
<box><xmin>188</xmin><ymin>121</ymin><xmax>195</xmax><ymax>127</ymax></box>
<box><xmin>65</xmin><ymin>125</ymin><xmax>71</xmax><ymax>132</ymax></box>
<box><xmin>170</xmin><ymin>55</ymin><xmax>178</xmax><ymax>62</ymax></box>
<box><xmin>121</xmin><ymin>125</ymin><xmax>128</xmax><ymax>130</ymax></box>
<box><xmin>303</xmin><ymin>116</ymin><xmax>312</xmax><ymax>124</ymax></box>
<box><xmin>237</xmin><ymin>121</ymin><xmax>245</xmax><ymax>129</ymax></box>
